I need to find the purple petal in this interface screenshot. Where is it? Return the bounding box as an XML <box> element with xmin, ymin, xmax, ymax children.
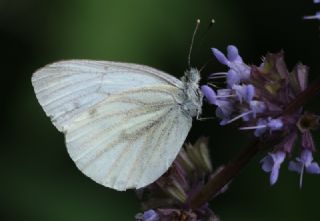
<box><xmin>227</xmin><ymin>45</ymin><xmax>242</xmax><ymax>63</ymax></box>
<box><xmin>219</xmin><ymin>118</ymin><xmax>230</xmax><ymax>126</ymax></box>
<box><xmin>273</xmin><ymin>151</ymin><xmax>286</xmax><ymax>164</ymax></box>
<box><xmin>232</xmin><ymin>84</ymin><xmax>246</xmax><ymax>103</ymax></box>
<box><xmin>215</xmin><ymin>107</ymin><xmax>225</xmax><ymax>119</ymax></box>
<box><xmin>261</xmin><ymin>151</ymin><xmax>285</xmax><ymax>185</ymax></box>
<box><xmin>300</xmin><ymin>149</ymin><xmax>313</xmax><ymax>165</ymax></box>
<box><xmin>314</xmin><ymin>0</ymin><xmax>320</xmax><ymax>3</ymax></box>
<box><xmin>212</xmin><ymin>48</ymin><xmax>229</xmax><ymax>65</ymax></box>
<box><xmin>270</xmin><ymin>167</ymin><xmax>280</xmax><ymax>185</ymax></box>
<box><xmin>216</xmin><ymin>88</ymin><xmax>232</xmax><ymax>97</ymax></box>
<box><xmin>261</xmin><ymin>155</ymin><xmax>274</xmax><ymax>172</ymax></box>
<box><xmin>254</xmin><ymin>118</ymin><xmax>267</xmax><ymax>137</ymax></box>
<box><xmin>260</xmin><ymin>151</ymin><xmax>285</xmax><ymax>172</ymax></box>
<box><xmin>301</xmin><ymin>149</ymin><xmax>313</xmax><ymax>162</ymax></box>
<box><xmin>232</xmin><ymin>84</ymin><xmax>255</xmax><ymax>103</ymax></box>
<box><xmin>267</xmin><ymin>118</ymin><xmax>283</xmax><ymax>131</ymax></box>
<box><xmin>245</xmin><ymin>85</ymin><xmax>255</xmax><ymax>102</ymax></box>
<box><xmin>250</xmin><ymin>101</ymin><xmax>266</xmax><ymax>118</ymax></box>
<box><xmin>215</xmin><ymin>100</ymin><xmax>234</xmax><ymax>117</ymax></box>
<box><xmin>306</xmin><ymin>162</ymin><xmax>320</xmax><ymax>174</ymax></box>
<box><xmin>226</xmin><ymin>69</ymin><xmax>240</xmax><ymax>87</ymax></box>
<box><xmin>143</xmin><ymin>210</ymin><xmax>159</xmax><ymax>221</ymax></box>
<box><xmin>288</xmin><ymin>161</ymin><xmax>303</xmax><ymax>173</ymax></box>
<box><xmin>242</xmin><ymin>111</ymin><xmax>251</xmax><ymax>121</ymax></box>
<box><xmin>254</xmin><ymin>127</ymin><xmax>267</xmax><ymax>137</ymax></box>
<box><xmin>201</xmin><ymin>85</ymin><xmax>217</xmax><ymax>105</ymax></box>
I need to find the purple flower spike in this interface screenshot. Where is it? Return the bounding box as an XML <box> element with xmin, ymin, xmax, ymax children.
<box><xmin>142</xmin><ymin>210</ymin><xmax>159</xmax><ymax>221</ymax></box>
<box><xmin>289</xmin><ymin>149</ymin><xmax>320</xmax><ymax>187</ymax></box>
<box><xmin>261</xmin><ymin>151</ymin><xmax>286</xmax><ymax>185</ymax></box>
<box><xmin>314</xmin><ymin>0</ymin><xmax>320</xmax><ymax>3</ymax></box>
<box><xmin>227</xmin><ymin>45</ymin><xmax>243</xmax><ymax>63</ymax></box>
<box><xmin>201</xmin><ymin>85</ymin><xmax>217</xmax><ymax>105</ymax></box>
<box><xmin>212</xmin><ymin>48</ymin><xmax>229</xmax><ymax>65</ymax></box>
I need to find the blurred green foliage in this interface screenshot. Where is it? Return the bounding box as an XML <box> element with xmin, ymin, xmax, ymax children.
<box><xmin>1</xmin><ymin>0</ymin><xmax>320</xmax><ymax>220</ymax></box>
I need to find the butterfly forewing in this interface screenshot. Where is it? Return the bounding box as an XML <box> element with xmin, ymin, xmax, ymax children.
<box><xmin>32</xmin><ymin>60</ymin><xmax>183</xmax><ymax>132</ymax></box>
<box><xmin>32</xmin><ymin>60</ymin><xmax>192</xmax><ymax>190</ymax></box>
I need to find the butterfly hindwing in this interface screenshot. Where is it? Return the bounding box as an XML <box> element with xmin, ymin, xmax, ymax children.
<box><xmin>32</xmin><ymin>60</ymin><xmax>192</xmax><ymax>190</ymax></box>
<box><xmin>65</xmin><ymin>87</ymin><xmax>192</xmax><ymax>190</ymax></box>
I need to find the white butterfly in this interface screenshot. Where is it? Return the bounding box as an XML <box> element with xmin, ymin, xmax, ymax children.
<box><xmin>31</xmin><ymin>60</ymin><xmax>202</xmax><ymax>191</ymax></box>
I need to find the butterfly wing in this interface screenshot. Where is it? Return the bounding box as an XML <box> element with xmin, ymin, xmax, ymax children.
<box><xmin>32</xmin><ymin>60</ymin><xmax>192</xmax><ymax>190</ymax></box>
<box><xmin>32</xmin><ymin>60</ymin><xmax>183</xmax><ymax>132</ymax></box>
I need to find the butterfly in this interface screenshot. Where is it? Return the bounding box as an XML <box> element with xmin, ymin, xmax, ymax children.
<box><xmin>31</xmin><ymin>60</ymin><xmax>202</xmax><ymax>190</ymax></box>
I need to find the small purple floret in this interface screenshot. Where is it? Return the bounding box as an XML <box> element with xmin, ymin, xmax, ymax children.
<box><xmin>232</xmin><ymin>84</ymin><xmax>255</xmax><ymax>103</ymax></box>
<box><xmin>304</xmin><ymin>12</ymin><xmax>320</xmax><ymax>20</ymax></box>
<box><xmin>267</xmin><ymin>118</ymin><xmax>283</xmax><ymax>131</ymax></box>
<box><xmin>227</xmin><ymin>45</ymin><xmax>243</xmax><ymax>63</ymax></box>
<box><xmin>142</xmin><ymin>209</ymin><xmax>160</xmax><ymax>221</ymax></box>
<box><xmin>212</xmin><ymin>48</ymin><xmax>229</xmax><ymax>65</ymax></box>
<box><xmin>212</xmin><ymin>45</ymin><xmax>251</xmax><ymax>87</ymax></box>
<box><xmin>215</xmin><ymin>100</ymin><xmax>234</xmax><ymax>119</ymax></box>
<box><xmin>261</xmin><ymin>151</ymin><xmax>286</xmax><ymax>185</ymax></box>
<box><xmin>249</xmin><ymin>100</ymin><xmax>266</xmax><ymax>118</ymax></box>
<box><xmin>227</xmin><ymin>70</ymin><xmax>241</xmax><ymax>86</ymax></box>
<box><xmin>288</xmin><ymin>149</ymin><xmax>320</xmax><ymax>187</ymax></box>
<box><xmin>254</xmin><ymin>119</ymin><xmax>268</xmax><ymax>137</ymax></box>
<box><xmin>289</xmin><ymin>150</ymin><xmax>320</xmax><ymax>174</ymax></box>
<box><xmin>253</xmin><ymin>118</ymin><xmax>283</xmax><ymax>137</ymax></box>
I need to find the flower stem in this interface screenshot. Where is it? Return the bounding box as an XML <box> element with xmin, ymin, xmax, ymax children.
<box><xmin>189</xmin><ymin>78</ymin><xmax>320</xmax><ymax>209</ymax></box>
<box><xmin>189</xmin><ymin>139</ymin><xmax>262</xmax><ymax>209</ymax></box>
<box><xmin>281</xmin><ymin>78</ymin><xmax>320</xmax><ymax>115</ymax></box>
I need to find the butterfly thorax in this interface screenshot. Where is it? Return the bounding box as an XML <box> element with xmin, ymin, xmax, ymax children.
<box><xmin>180</xmin><ymin>68</ymin><xmax>203</xmax><ymax>118</ymax></box>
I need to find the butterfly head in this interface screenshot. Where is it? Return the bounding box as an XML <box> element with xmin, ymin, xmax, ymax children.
<box><xmin>184</xmin><ymin>67</ymin><xmax>200</xmax><ymax>84</ymax></box>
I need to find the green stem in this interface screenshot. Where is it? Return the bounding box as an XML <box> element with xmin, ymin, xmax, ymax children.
<box><xmin>189</xmin><ymin>78</ymin><xmax>320</xmax><ymax>209</ymax></box>
<box><xmin>281</xmin><ymin>78</ymin><xmax>320</xmax><ymax>115</ymax></box>
<box><xmin>189</xmin><ymin>140</ymin><xmax>262</xmax><ymax>209</ymax></box>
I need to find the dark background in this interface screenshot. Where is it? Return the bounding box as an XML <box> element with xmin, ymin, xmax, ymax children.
<box><xmin>1</xmin><ymin>0</ymin><xmax>320</xmax><ymax>220</ymax></box>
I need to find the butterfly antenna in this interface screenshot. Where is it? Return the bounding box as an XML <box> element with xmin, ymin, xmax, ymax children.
<box><xmin>204</xmin><ymin>19</ymin><xmax>215</xmax><ymax>34</ymax></box>
<box><xmin>188</xmin><ymin>19</ymin><xmax>201</xmax><ymax>68</ymax></box>
<box><xmin>197</xmin><ymin>19</ymin><xmax>216</xmax><ymax>73</ymax></box>
<box><xmin>197</xmin><ymin>18</ymin><xmax>215</xmax><ymax>50</ymax></box>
